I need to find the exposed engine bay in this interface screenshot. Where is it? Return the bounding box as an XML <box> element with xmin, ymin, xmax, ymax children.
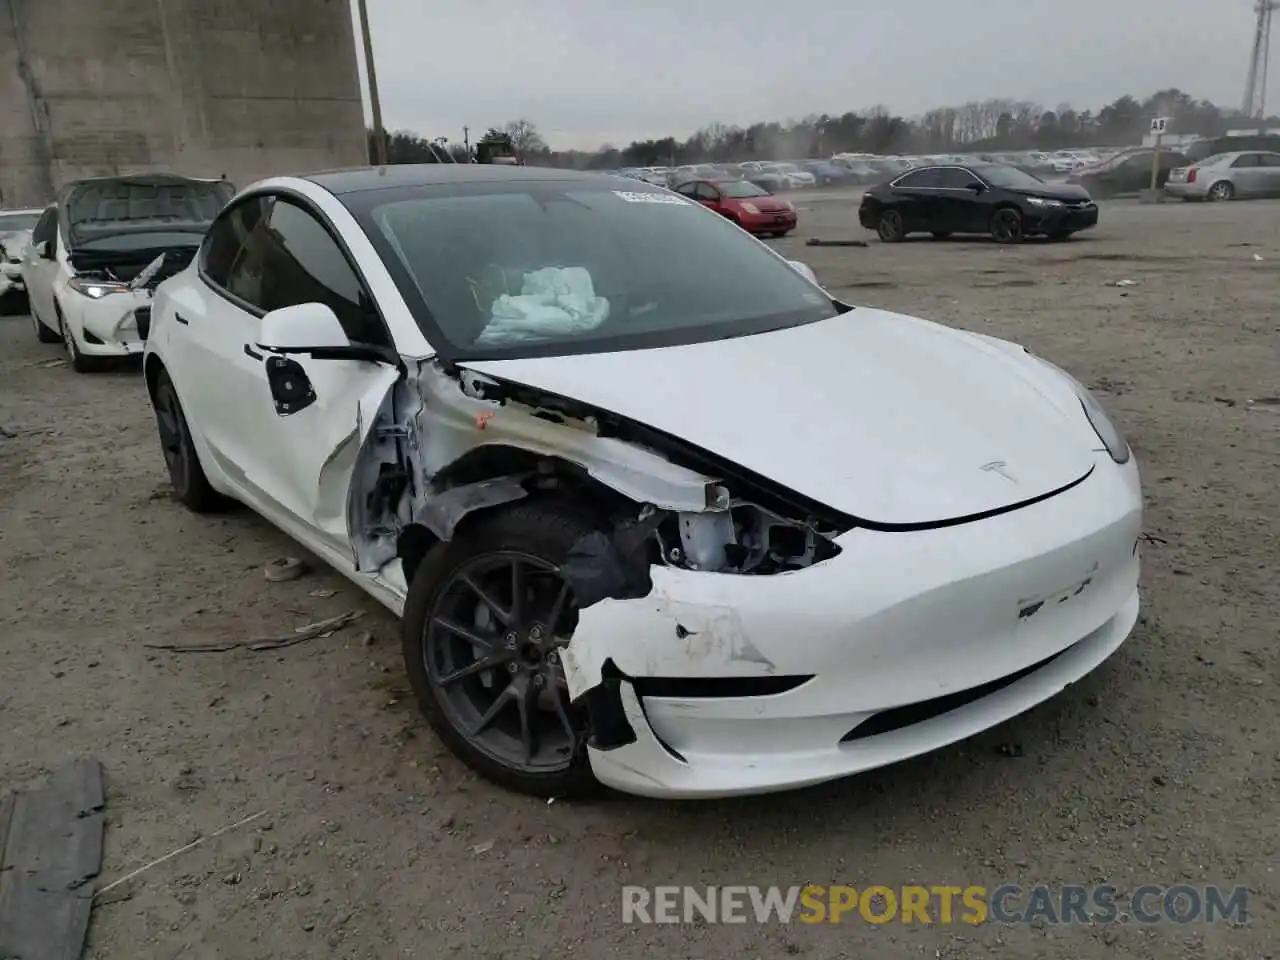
<box><xmin>70</xmin><ymin>245</ymin><xmax>198</xmax><ymax>291</ymax></box>
<box><xmin>344</xmin><ymin>358</ymin><xmax>850</xmax><ymax>606</ymax></box>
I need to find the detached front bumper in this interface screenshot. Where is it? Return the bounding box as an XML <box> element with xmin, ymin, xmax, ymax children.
<box><xmin>73</xmin><ymin>292</ymin><xmax>152</xmax><ymax>356</ymax></box>
<box><xmin>562</xmin><ymin>456</ymin><xmax>1142</xmax><ymax>798</ymax></box>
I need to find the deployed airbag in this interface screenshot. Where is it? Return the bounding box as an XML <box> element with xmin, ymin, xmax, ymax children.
<box><xmin>475</xmin><ymin>267</ymin><xmax>609</xmax><ymax>346</ymax></box>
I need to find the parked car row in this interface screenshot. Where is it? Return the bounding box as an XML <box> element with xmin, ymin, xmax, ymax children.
<box><xmin>9</xmin><ymin>162</ymin><xmax>1144</xmax><ymax>803</ymax></box>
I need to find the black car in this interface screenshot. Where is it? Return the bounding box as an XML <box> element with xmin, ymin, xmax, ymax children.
<box><xmin>1066</xmin><ymin>148</ymin><xmax>1188</xmax><ymax>199</ymax></box>
<box><xmin>858</xmin><ymin>163</ymin><xmax>1098</xmax><ymax>244</ymax></box>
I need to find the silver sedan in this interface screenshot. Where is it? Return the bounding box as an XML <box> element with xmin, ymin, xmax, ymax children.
<box><xmin>1165</xmin><ymin>150</ymin><xmax>1280</xmax><ymax>201</ymax></box>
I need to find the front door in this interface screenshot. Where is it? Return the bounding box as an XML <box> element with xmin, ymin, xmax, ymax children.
<box><xmin>235</xmin><ymin>195</ymin><xmax>402</xmax><ymax>566</ymax></box>
<box><xmin>1228</xmin><ymin>153</ymin><xmax>1264</xmax><ymax>197</ymax></box>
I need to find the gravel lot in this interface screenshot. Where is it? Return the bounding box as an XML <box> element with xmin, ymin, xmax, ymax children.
<box><xmin>2</xmin><ymin>193</ymin><xmax>1277</xmax><ymax>959</ymax></box>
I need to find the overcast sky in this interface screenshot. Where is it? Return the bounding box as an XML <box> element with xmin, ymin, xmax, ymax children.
<box><xmin>353</xmin><ymin>0</ymin><xmax>1262</xmax><ymax>151</ymax></box>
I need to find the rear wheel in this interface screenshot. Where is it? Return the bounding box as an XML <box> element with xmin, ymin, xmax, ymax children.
<box><xmin>877</xmin><ymin>210</ymin><xmax>906</xmax><ymax>243</ymax></box>
<box><xmin>1207</xmin><ymin>180</ymin><xmax>1234</xmax><ymax>201</ymax></box>
<box><xmin>989</xmin><ymin>208</ymin><xmax>1024</xmax><ymax>244</ymax></box>
<box><xmin>151</xmin><ymin>369</ymin><xmax>223</xmax><ymax>512</ymax></box>
<box><xmin>402</xmin><ymin>502</ymin><xmax>599</xmax><ymax>798</ymax></box>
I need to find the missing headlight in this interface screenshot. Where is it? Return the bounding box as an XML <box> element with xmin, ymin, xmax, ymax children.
<box><xmin>663</xmin><ymin>502</ymin><xmax>842</xmax><ymax>574</ymax></box>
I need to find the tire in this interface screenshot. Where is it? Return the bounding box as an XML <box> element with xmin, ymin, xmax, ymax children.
<box><xmin>1207</xmin><ymin>180</ymin><xmax>1234</xmax><ymax>201</ymax></box>
<box><xmin>58</xmin><ymin>309</ymin><xmax>108</xmax><ymax>373</ymax></box>
<box><xmin>771</xmin><ymin>230</ymin><xmax>790</xmax><ymax>239</ymax></box>
<box><xmin>877</xmin><ymin>209</ymin><xmax>906</xmax><ymax>243</ymax></box>
<box><xmin>989</xmin><ymin>208</ymin><xmax>1024</xmax><ymax>244</ymax></box>
<box><xmin>931</xmin><ymin>232</ymin><xmax>952</xmax><ymax>240</ymax></box>
<box><xmin>151</xmin><ymin>368</ymin><xmax>223</xmax><ymax>512</ymax></box>
<box><xmin>34</xmin><ymin>309</ymin><xmax>60</xmax><ymax>343</ymax></box>
<box><xmin>402</xmin><ymin>501</ymin><xmax>601</xmax><ymax>798</ymax></box>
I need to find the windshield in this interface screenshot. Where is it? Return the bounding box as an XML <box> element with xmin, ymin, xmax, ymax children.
<box><xmin>0</xmin><ymin>212</ymin><xmax>40</xmax><ymax>232</ymax></box>
<box><xmin>977</xmin><ymin>165</ymin><xmax>1046</xmax><ymax>189</ymax></box>
<box><xmin>355</xmin><ymin>182</ymin><xmax>835</xmax><ymax>359</ymax></box>
<box><xmin>719</xmin><ymin>180</ymin><xmax>769</xmax><ymax>198</ymax></box>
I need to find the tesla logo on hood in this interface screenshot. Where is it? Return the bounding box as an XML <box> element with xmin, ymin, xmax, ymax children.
<box><xmin>980</xmin><ymin>460</ymin><xmax>1017</xmax><ymax>483</ymax></box>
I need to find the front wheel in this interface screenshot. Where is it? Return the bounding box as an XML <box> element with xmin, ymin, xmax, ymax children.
<box><xmin>989</xmin><ymin>208</ymin><xmax>1024</xmax><ymax>244</ymax></box>
<box><xmin>402</xmin><ymin>502</ymin><xmax>599</xmax><ymax>798</ymax></box>
<box><xmin>59</xmin><ymin>311</ymin><xmax>107</xmax><ymax>373</ymax></box>
<box><xmin>877</xmin><ymin>209</ymin><xmax>906</xmax><ymax>243</ymax></box>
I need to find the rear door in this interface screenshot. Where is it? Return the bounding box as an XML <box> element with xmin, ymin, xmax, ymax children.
<box><xmin>1228</xmin><ymin>153</ymin><xmax>1264</xmax><ymax>196</ymax></box>
<box><xmin>889</xmin><ymin>167</ymin><xmax>944</xmax><ymax>230</ymax></box>
<box><xmin>162</xmin><ymin>193</ymin><xmax>278</xmax><ymax>489</ymax></box>
<box><xmin>1257</xmin><ymin>152</ymin><xmax>1280</xmax><ymax>196</ymax></box>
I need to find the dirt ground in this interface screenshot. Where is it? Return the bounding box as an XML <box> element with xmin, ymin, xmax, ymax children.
<box><xmin>1</xmin><ymin>193</ymin><xmax>1277</xmax><ymax>960</ymax></box>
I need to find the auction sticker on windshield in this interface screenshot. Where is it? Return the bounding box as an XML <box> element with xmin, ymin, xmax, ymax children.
<box><xmin>612</xmin><ymin>191</ymin><xmax>689</xmax><ymax>204</ymax></box>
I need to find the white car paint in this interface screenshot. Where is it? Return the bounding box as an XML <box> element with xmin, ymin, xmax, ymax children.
<box><xmin>25</xmin><ymin>229</ymin><xmax>153</xmax><ymax>358</ymax></box>
<box><xmin>145</xmin><ymin>171</ymin><xmax>1142</xmax><ymax>799</ymax></box>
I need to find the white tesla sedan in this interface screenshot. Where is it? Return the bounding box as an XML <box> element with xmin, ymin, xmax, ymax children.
<box><xmin>143</xmin><ymin>165</ymin><xmax>1142</xmax><ymax>799</ymax></box>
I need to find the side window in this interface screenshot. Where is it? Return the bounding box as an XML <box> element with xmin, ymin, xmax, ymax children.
<box><xmin>203</xmin><ymin>195</ymin><xmax>273</xmax><ymax>294</ymax></box>
<box><xmin>896</xmin><ymin>168</ymin><xmax>941</xmax><ymax>189</ymax></box>
<box><xmin>256</xmin><ymin>199</ymin><xmax>387</xmax><ymax>347</ymax></box>
<box><xmin>694</xmin><ymin>183</ymin><xmax>719</xmax><ymax>201</ymax></box>
<box><xmin>1260</xmin><ymin>153</ymin><xmax>1280</xmax><ymax>167</ymax></box>
<box><xmin>30</xmin><ymin>207</ymin><xmax>57</xmax><ymax>247</ymax></box>
<box><xmin>1231</xmin><ymin>153</ymin><xmax>1260</xmax><ymax>168</ymax></box>
<box><xmin>937</xmin><ymin>168</ymin><xmax>980</xmax><ymax>189</ymax></box>
<box><xmin>675</xmin><ymin>182</ymin><xmax>698</xmax><ymax>198</ymax></box>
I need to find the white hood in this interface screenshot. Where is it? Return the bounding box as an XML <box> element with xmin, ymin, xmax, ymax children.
<box><xmin>462</xmin><ymin>309</ymin><xmax>1097</xmax><ymax>525</ymax></box>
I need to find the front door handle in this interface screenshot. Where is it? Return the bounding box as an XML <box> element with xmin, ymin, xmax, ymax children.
<box><xmin>243</xmin><ymin>344</ymin><xmax>262</xmax><ymax>361</ymax></box>
<box><xmin>174</xmin><ymin>312</ymin><xmax>189</xmax><ymax>325</ymax></box>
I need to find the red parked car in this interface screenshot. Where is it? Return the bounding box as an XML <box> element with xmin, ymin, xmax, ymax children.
<box><xmin>673</xmin><ymin>178</ymin><xmax>797</xmax><ymax>237</ymax></box>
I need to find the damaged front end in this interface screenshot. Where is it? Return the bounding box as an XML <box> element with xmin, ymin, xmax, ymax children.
<box><xmin>344</xmin><ymin>358</ymin><xmax>852</xmax><ymax>769</ymax></box>
<box><xmin>67</xmin><ymin>248</ymin><xmax>192</xmax><ymax>349</ymax></box>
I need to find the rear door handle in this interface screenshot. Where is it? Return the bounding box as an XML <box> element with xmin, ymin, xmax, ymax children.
<box><xmin>174</xmin><ymin>312</ymin><xmax>189</xmax><ymax>325</ymax></box>
<box><xmin>243</xmin><ymin>344</ymin><xmax>262</xmax><ymax>361</ymax></box>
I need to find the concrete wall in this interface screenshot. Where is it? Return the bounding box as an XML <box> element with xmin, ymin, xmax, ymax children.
<box><xmin>0</xmin><ymin>0</ymin><xmax>367</xmax><ymax>208</ymax></box>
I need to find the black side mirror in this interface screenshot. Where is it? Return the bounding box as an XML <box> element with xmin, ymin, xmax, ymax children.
<box><xmin>968</xmin><ymin>182</ymin><xmax>985</xmax><ymax>192</ymax></box>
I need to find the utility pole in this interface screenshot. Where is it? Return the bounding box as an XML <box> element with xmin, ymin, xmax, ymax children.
<box><xmin>356</xmin><ymin>0</ymin><xmax>387</xmax><ymax>165</ymax></box>
<box><xmin>1243</xmin><ymin>0</ymin><xmax>1280</xmax><ymax>122</ymax></box>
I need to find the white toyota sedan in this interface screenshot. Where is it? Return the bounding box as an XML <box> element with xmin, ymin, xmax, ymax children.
<box><xmin>143</xmin><ymin>165</ymin><xmax>1142</xmax><ymax>799</ymax></box>
<box><xmin>24</xmin><ymin>175</ymin><xmax>233</xmax><ymax>370</ymax></box>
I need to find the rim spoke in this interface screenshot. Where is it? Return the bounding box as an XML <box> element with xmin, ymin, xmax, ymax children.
<box><xmin>431</xmin><ymin>615</ymin><xmax>496</xmax><ymax>650</ymax></box>
<box><xmin>552</xmin><ymin>686</ymin><xmax>576</xmax><ymax>742</ymax></box>
<box><xmin>439</xmin><ymin>648</ymin><xmax>513</xmax><ymax>685</ymax></box>
<box><xmin>469</xmin><ymin>683</ymin><xmax>513</xmax><ymax>737</ymax></box>
<box><xmin>515</xmin><ymin>676</ymin><xmax>540</xmax><ymax>765</ymax></box>
<box><xmin>509</xmin><ymin>561</ymin><xmax>526</xmax><ymax>624</ymax></box>
<box><xmin>462</xmin><ymin>574</ymin><xmax>511</xmax><ymax>626</ymax></box>
<box><xmin>546</xmin><ymin>581</ymin><xmax>571</xmax><ymax>636</ymax></box>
